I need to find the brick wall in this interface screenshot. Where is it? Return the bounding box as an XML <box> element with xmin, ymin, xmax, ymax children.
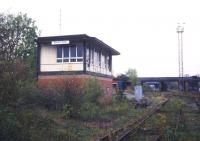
<box><xmin>38</xmin><ymin>75</ymin><xmax>113</xmax><ymax>102</ymax></box>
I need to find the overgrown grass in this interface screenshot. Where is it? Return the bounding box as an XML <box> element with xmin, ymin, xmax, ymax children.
<box><xmin>161</xmin><ymin>98</ymin><xmax>185</xmax><ymax>112</ymax></box>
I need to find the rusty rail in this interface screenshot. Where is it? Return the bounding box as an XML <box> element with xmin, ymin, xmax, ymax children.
<box><xmin>97</xmin><ymin>99</ymin><xmax>169</xmax><ymax>141</ymax></box>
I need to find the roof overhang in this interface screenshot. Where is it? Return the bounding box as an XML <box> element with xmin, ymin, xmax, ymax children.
<box><xmin>36</xmin><ymin>34</ymin><xmax>120</xmax><ymax>55</ymax></box>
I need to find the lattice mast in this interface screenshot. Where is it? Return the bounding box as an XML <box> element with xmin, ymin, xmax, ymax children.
<box><xmin>176</xmin><ymin>23</ymin><xmax>184</xmax><ymax>92</ymax></box>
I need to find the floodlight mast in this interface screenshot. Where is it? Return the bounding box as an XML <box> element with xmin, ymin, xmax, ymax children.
<box><xmin>176</xmin><ymin>23</ymin><xmax>184</xmax><ymax>92</ymax></box>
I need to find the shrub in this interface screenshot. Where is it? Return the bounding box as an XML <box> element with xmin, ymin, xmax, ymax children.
<box><xmin>61</xmin><ymin>79</ymin><xmax>84</xmax><ymax>118</ymax></box>
<box><xmin>0</xmin><ymin>62</ymin><xmax>19</xmax><ymax>105</ymax></box>
<box><xmin>45</xmin><ymin>92</ymin><xmax>66</xmax><ymax>110</ymax></box>
<box><xmin>38</xmin><ymin>78</ymin><xmax>83</xmax><ymax>111</ymax></box>
<box><xmin>79</xmin><ymin>102</ymin><xmax>100</xmax><ymax>120</ymax></box>
<box><xmin>163</xmin><ymin>98</ymin><xmax>185</xmax><ymax>112</ymax></box>
<box><xmin>0</xmin><ymin>61</ymin><xmax>36</xmax><ymax>107</ymax></box>
<box><xmin>62</xmin><ymin>104</ymin><xmax>73</xmax><ymax>119</ymax></box>
<box><xmin>78</xmin><ymin>78</ymin><xmax>104</xmax><ymax>120</ymax></box>
<box><xmin>83</xmin><ymin>78</ymin><xmax>103</xmax><ymax>104</ymax></box>
<box><xmin>40</xmin><ymin>77</ymin><xmax>104</xmax><ymax>120</ymax></box>
<box><xmin>114</xmin><ymin>90</ymin><xmax>126</xmax><ymax>101</ymax></box>
<box><xmin>0</xmin><ymin>105</ymin><xmax>25</xmax><ymax>141</ymax></box>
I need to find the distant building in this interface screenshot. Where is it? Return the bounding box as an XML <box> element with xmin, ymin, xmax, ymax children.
<box><xmin>113</xmin><ymin>75</ymin><xmax>131</xmax><ymax>91</ymax></box>
<box><xmin>36</xmin><ymin>34</ymin><xmax>120</xmax><ymax>99</ymax></box>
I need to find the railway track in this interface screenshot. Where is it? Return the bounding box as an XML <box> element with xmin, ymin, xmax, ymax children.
<box><xmin>97</xmin><ymin>99</ymin><xmax>169</xmax><ymax>141</ymax></box>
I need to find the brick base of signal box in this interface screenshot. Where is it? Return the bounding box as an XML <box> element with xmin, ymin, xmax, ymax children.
<box><xmin>38</xmin><ymin>75</ymin><xmax>113</xmax><ymax>103</ymax></box>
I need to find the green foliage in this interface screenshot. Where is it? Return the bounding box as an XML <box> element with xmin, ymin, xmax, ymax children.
<box><xmin>99</xmin><ymin>100</ymin><xmax>129</xmax><ymax>121</ymax></box>
<box><xmin>0</xmin><ymin>12</ymin><xmax>38</xmax><ymax>106</ymax></box>
<box><xmin>163</xmin><ymin>98</ymin><xmax>185</xmax><ymax>112</ymax></box>
<box><xmin>0</xmin><ymin>105</ymin><xmax>23</xmax><ymax>141</ymax></box>
<box><xmin>42</xmin><ymin>92</ymin><xmax>66</xmax><ymax>110</ymax></box>
<box><xmin>0</xmin><ymin>14</ymin><xmax>146</xmax><ymax>140</ymax></box>
<box><xmin>114</xmin><ymin>90</ymin><xmax>126</xmax><ymax>101</ymax></box>
<box><xmin>164</xmin><ymin>126</ymin><xmax>179</xmax><ymax>141</ymax></box>
<box><xmin>63</xmin><ymin>121</ymin><xmax>102</xmax><ymax>141</ymax></box>
<box><xmin>62</xmin><ymin>104</ymin><xmax>73</xmax><ymax>119</ymax></box>
<box><xmin>0</xmin><ymin>12</ymin><xmax>47</xmax><ymax>141</ymax></box>
<box><xmin>58</xmin><ymin>79</ymin><xmax>83</xmax><ymax>117</ymax></box>
<box><xmin>83</xmin><ymin>78</ymin><xmax>103</xmax><ymax>104</ymax></box>
<box><xmin>0</xmin><ymin>65</ymin><xmax>56</xmax><ymax>141</ymax></box>
<box><xmin>0</xmin><ymin>61</ymin><xmax>36</xmax><ymax>106</ymax></box>
<box><xmin>80</xmin><ymin>102</ymin><xmax>100</xmax><ymax>120</ymax></box>
<box><xmin>149</xmin><ymin>113</ymin><xmax>167</xmax><ymax>135</ymax></box>
<box><xmin>126</xmin><ymin>68</ymin><xmax>138</xmax><ymax>86</ymax></box>
<box><xmin>0</xmin><ymin>12</ymin><xmax>38</xmax><ymax>67</ymax></box>
<box><xmin>78</xmin><ymin>78</ymin><xmax>103</xmax><ymax>120</ymax></box>
<box><xmin>48</xmin><ymin>77</ymin><xmax>104</xmax><ymax>120</ymax></box>
<box><xmin>0</xmin><ymin>62</ymin><xmax>18</xmax><ymax>105</ymax></box>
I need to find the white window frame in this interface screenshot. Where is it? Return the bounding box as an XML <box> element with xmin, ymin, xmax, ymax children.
<box><xmin>76</xmin><ymin>46</ymin><xmax>84</xmax><ymax>62</ymax></box>
<box><xmin>69</xmin><ymin>46</ymin><xmax>77</xmax><ymax>62</ymax></box>
<box><xmin>63</xmin><ymin>46</ymin><xmax>69</xmax><ymax>63</ymax></box>
<box><xmin>56</xmin><ymin>46</ymin><xmax>63</xmax><ymax>63</ymax></box>
<box><xmin>56</xmin><ymin>45</ymin><xmax>83</xmax><ymax>63</ymax></box>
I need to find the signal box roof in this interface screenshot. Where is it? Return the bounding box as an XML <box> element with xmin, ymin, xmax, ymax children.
<box><xmin>37</xmin><ymin>34</ymin><xmax>120</xmax><ymax>55</ymax></box>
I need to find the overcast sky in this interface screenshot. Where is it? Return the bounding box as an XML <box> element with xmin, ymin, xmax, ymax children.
<box><xmin>1</xmin><ymin>0</ymin><xmax>200</xmax><ymax>77</ymax></box>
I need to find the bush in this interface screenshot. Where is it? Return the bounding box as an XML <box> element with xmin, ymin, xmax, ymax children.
<box><xmin>43</xmin><ymin>92</ymin><xmax>66</xmax><ymax>110</ymax></box>
<box><xmin>0</xmin><ymin>105</ymin><xmax>25</xmax><ymax>141</ymax></box>
<box><xmin>0</xmin><ymin>61</ymin><xmax>36</xmax><ymax>107</ymax></box>
<box><xmin>83</xmin><ymin>78</ymin><xmax>103</xmax><ymax>104</ymax></box>
<box><xmin>0</xmin><ymin>62</ymin><xmax>19</xmax><ymax>105</ymax></box>
<box><xmin>62</xmin><ymin>104</ymin><xmax>73</xmax><ymax>119</ymax></box>
<box><xmin>59</xmin><ymin>78</ymin><xmax>105</xmax><ymax>120</ymax></box>
<box><xmin>163</xmin><ymin>98</ymin><xmax>185</xmax><ymax>112</ymax></box>
<box><xmin>38</xmin><ymin>78</ymin><xmax>83</xmax><ymax>111</ymax></box>
<box><xmin>36</xmin><ymin>77</ymin><xmax>104</xmax><ymax>120</ymax></box>
<box><xmin>79</xmin><ymin>102</ymin><xmax>100</xmax><ymax>120</ymax></box>
<box><xmin>114</xmin><ymin>90</ymin><xmax>126</xmax><ymax>101</ymax></box>
<box><xmin>75</xmin><ymin>78</ymin><xmax>104</xmax><ymax>120</ymax></box>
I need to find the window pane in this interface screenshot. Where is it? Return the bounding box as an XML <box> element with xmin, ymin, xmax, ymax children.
<box><xmin>91</xmin><ymin>49</ymin><xmax>94</xmax><ymax>64</ymax></box>
<box><xmin>70</xmin><ymin>59</ymin><xmax>76</xmax><ymax>62</ymax></box>
<box><xmin>70</xmin><ymin>46</ymin><xmax>76</xmax><ymax>57</ymax></box>
<box><xmin>77</xmin><ymin>46</ymin><xmax>83</xmax><ymax>57</ymax></box>
<box><xmin>64</xmin><ymin>47</ymin><xmax>69</xmax><ymax>57</ymax></box>
<box><xmin>57</xmin><ymin>46</ymin><xmax>62</xmax><ymax>58</ymax></box>
<box><xmin>77</xmin><ymin>58</ymin><xmax>83</xmax><ymax>62</ymax></box>
<box><xmin>63</xmin><ymin>59</ymin><xmax>69</xmax><ymax>62</ymax></box>
<box><xmin>57</xmin><ymin>59</ymin><xmax>62</xmax><ymax>63</ymax></box>
<box><xmin>94</xmin><ymin>51</ymin><xmax>98</xmax><ymax>65</ymax></box>
<box><xmin>98</xmin><ymin>52</ymin><xmax>101</xmax><ymax>66</ymax></box>
<box><xmin>104</xmin><ymin>55</ymin><xmax>107</xmax><ymax>67</ymax></box>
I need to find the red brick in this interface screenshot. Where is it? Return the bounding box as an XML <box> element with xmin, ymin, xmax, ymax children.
<box><xmin>38</xmin><ymin>75</ymin><xmax>113</xmax><ymax>102</ymax></box>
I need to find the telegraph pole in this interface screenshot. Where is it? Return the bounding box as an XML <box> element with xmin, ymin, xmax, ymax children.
<box><xmin>177</xmin><ymin>23</ymin><xmax>184</xmax><ymax>93</ymax></box>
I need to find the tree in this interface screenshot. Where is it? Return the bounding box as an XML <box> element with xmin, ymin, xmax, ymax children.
<box><xmin>0</xmin><ymin>13</ymin><xmax>42</xmax><ymax>141</ymax></box>
<box><xmin>0</xmin><ymin>13</ymin><xmax>38</xmax><ymax>68</ymax></box>
<box><xmin>0</xmin><ymin>13</ymin><xmax>38</xmax><ymax>105</ymax></box>
<box><xmin>126</xmin><ymin>68</ymin><xmax>138</xmax><ymax>86</ymax></box>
